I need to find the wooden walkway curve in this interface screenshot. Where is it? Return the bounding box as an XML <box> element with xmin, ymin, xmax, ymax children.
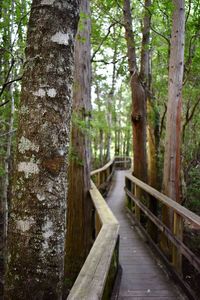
<box><xmin>107</xmin><ymin>170</ymin><xmax>186</xmax><ymax>300</ymax></box>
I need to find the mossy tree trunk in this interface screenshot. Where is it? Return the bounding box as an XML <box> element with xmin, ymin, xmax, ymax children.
<box><xmin>5</xmin><ymin>0</ymin><xmax>80</xmax><ymax>299</ymax></box>
<box><xmin>64</xmin><ymin>0</ymin><xmax>93</xmax><ymax>294</ymax></box>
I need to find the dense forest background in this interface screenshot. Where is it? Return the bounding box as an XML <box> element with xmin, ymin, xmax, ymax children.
<box><xmin>0</xmin><ymin>0</ymin><xmax>200</xmax><ymax>298</ymax></box>
<box><xmin>0</xmin><ymin>0</ymin><xmax>199</xmax><ymax>213</ymax></box>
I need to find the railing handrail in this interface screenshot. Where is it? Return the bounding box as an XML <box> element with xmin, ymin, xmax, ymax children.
<box><xmin>68</xmin><ymin>180</ymin><xmax>119</xmax><ymax>300</ymax></box>
<box><xmin>90</xmin><ymin>158</ymin><xmax>115</xmax><ymax>176</ymax></box>
<box><xmin>126</xmin><ymin>173</ymin><xmax>200</xmax><ymax>227</ymax></box>
<box><xmin>90</xmin><ymin>181</ymin><xmax>118</xmax><ymax>225</ymax></box>
<box><xmin>125</xmin><ymin>172</ymin><xmax>200</xmax><ymax>299</ymax></box>
<box><xmin>67</xmin><ymin>157</ymin><xmax>131</xmax><ymax>300</ymax></box>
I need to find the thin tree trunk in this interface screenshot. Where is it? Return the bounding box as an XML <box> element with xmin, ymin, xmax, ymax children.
<box><xmin>106</xmin><ymin>34</ymin><xmax>117</xmax><ymax>161</ymax></box>
<box><xmin>64</xmin><ymin>0</ymin><xmax>93</xmax><ymax>294</ymax></box>
<box><xmin>99</xmin><ymin>129</ymin><xmax>103</xmax><ymax>165</ymax></box>
<box><xmin>5</xmin><ymin>1</ymin><xmax>80</xmax><ymax>298</ymax></box>
<box><xmin>2</xmin><ymin>83</ymin><xmax>14</xmax><ymax>282</ymax></box>
<box><xmin>2</xmin><ymin>2</ymin><xmax>15</xmax><ymax>294</ymax></box>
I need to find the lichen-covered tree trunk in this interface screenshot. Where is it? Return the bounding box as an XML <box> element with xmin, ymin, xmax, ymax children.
<box><xmin>5</xmin><ymin>1</ymin><xmax>80</xmax><ymax>299</ymax></box>
<box><xmin>123</xmin><ymin>0</ymin><xmax>147</xmax><ymax>183</ymax></box>
<box><xmin>161</xmin><ymin>0</ymin><xmax>185</xmax><ymax>253</ymax></box>
<box><xmin>64</xmin><ymin>0</ymin><xmax>93</xmax><ymax>293</ymax></box>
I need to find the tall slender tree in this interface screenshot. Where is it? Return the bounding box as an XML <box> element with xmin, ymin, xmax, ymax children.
<box><xmin>162</xmin><ymin>0</ymin><xmax>185</xmax><ymax>256</ymax></box>
<box><xmin>123</xmin><ymin>0</ymin><xmax>147</xmax><ymax>183</ymax></box>
<box><xmin>64</xmin><ymin>0</ymin><xmax>93</xmax><ymax>293</ymax></box>
<box><xmin>5</xmin><ymin>0</ymin><xmax>80</xmax><ymax>298</ymax></box>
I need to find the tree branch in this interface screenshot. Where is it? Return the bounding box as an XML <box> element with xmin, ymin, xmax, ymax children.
<box><xmin>91</xmin><ymin>22</ymin><xmax>117</xmax><ymax>62</ymax></box>
<box><xmin>0</xmin><ymin>76</ymin><xmax>22</xmax><ymax>99</ymax></box>
<box><xmin>137</xmin><ymin>0</ymin><xmax>170</xmax><ymax>45</ymax></box>
<box><xmin>160</xmin><ymin>103</ymin><xmax>167</xmax><ymax>138</ymax></box>
<box><xmin>0</xmin><ymin>100</ymin><xmax>10</xmax><ymax>107</ymax></box>
<box><xmin>0</xmin><ymin>129</ymin><xmax>16</xmax><ymax>138</ymax></box>
<box><xmin>92</xmin><ymin>55</ymin><xmax>126</xmax><ymax>65</ymax></box>
<box><xmin>182</xmin><ymin>98</ymin><xmax>200</xmax><ymax>141</ymax></box>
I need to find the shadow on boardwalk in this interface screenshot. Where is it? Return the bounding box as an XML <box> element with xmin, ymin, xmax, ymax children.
<box><xmin>107</xmin><ymin>170</ymin><xmax>187</xmax><ymax>300</ymax></box>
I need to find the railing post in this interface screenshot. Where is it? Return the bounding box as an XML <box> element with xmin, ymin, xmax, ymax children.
<box><xmin>147</xmin><ymin>195</ymin><xmax>158</xmax><ymax>243</ymax></box>
<box><xmin>172</xmin><ymin>212</ymin><xmax>183</xmax><ymax>274</ymax></box>
<box><xmin>125</xmin><ymin>177</ymin><xmax>132</xmax><ymax>211</ymax></box>
<box><xmin>135</xmin><ymin>185</ymin><xmax>141</xmax><ymax>223</ymax></box>
<box><xmin>95</xmin><ymin>211</ymin><xmax>101</xmax><ymax>237</ymax></box>
<box><xmin>97</xmin><ymin>172</ymin><xmax>101</xmax><ymax>188</ymax></box>
<box><xmin>107</xmin><ymin>167</ymin><xmax>109</xmax><ymax>181</ymax></box>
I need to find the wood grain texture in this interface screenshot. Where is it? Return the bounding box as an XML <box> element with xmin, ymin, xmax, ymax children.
<box><xmin>67</xmin><ymin>181</ymin><xmax>119</xmax><ymax>300</ymax></box>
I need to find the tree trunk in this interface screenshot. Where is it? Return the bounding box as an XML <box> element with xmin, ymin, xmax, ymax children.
<box><xmin>140</xmin><ymin>0</ymin><xmax>158</xmax><ymax>188</ymax></box>
<box><xmin>106</xmin><ymin>36</ymin><xmax>117</xmax><ymax>162</ymax></box>
<box><xmin>99</xmin><ymin>129</ymin><xmax>103</xmax><ymax>165</ymax></box>
<box><xmin>64</xmin><ymin>0</ymin><xmax>93</xmax><ymax>294</ymax></box>
<box><xmin>5</xmin><ymin>1</ymin><xmax>79</xmax><ymax>299</ymax></box>
<box><xmin>123</xmin><ymin>0</ymin><xmax>147</xmax><ymax>183</ymax></box>
<box><xmin>161</xmin><ymin>0</ymin><xmax>185</xmax><ymax>257</ymax></box>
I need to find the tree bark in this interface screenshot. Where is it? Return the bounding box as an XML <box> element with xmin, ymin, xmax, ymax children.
<box><xmin>162</xmin><ymin>0</ymin><xmax>185</xmax><ymax>254</ymax></box>
<box><xmin>64</xmin><ymin>0</ymin><xmax>93</xmax><ymax>294</ymax></box>
<box><xmin>140</xmin><ymin>0</ymin><xmax>157</xmax><ymax>187</ymax></box>
<box><xmin>106</xmin><ymin>32</ymin><xmax>117</xmax><ymax>162</ymax></box>
<box><xmin>123</xmin><ymin>0</ymin><xmax>147</xmax><ymax>183</ymax></box>
<box><xmin>5</xmin><ymin>1</ymin><xmax>79</xmax><ymax>299</ymax></box>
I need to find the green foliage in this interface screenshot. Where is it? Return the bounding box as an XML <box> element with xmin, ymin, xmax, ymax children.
<box><xmin>186</xmin><ymin>166</ymin><xmax>200</xmax><ymax>214</ymax></box>
<box><xmin>72</xmin><ymin>110</ymin><xmax>91</xmax><ymax>136</ymax></box>
<box><xmin>69</xmin><ymin>145</ymin><xmax>84</xmax><ymax>166</ymax></box>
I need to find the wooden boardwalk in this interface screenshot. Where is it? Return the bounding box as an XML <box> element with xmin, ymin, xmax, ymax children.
<box><xmin>107</xmin><ymin>170</ymin><xmax>186</xmax><ymax>300</ymax></box>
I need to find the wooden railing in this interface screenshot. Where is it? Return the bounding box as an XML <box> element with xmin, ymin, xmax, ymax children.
<box><xmin>125</xmin><ymin>173</ymin><xmax>200</xmax><ymax>299</ymax></box>
<box><xmin>68</xmin><ymin>157</ymin><xmax>131</xmax><ymax>300</ymax></box>
<box><xmin>91</xmin><ymin>156</ymin><xmax>131</xmax><ymax>196</ymax></box>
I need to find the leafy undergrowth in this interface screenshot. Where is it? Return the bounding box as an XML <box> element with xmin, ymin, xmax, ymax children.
<box><xmin>183</xmin><ymin>226</ymin><xmax>200</xmax><ymax>298</ymax></box>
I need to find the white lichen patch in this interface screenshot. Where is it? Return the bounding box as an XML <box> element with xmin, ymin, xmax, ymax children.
<box><xmin>47</xmin><ymin>181</ymin><xmax>53</xmax><ymax>193</ymax></box>
<box><xmin>20</xmin><ymin>105</ymin><xmax>29</xmax><ymax>115</ymax></box>
<box><xmin>47</xmin><ymin>88</ymin><xmax>57</xmax><ymax>98</ymax></box>
<box><xmin>18</xmin><ymin>162</ymin><xmax>39</xmax><ymax>179</ymax></box>
<box><xmin>37</xmin><ymin>193</ymin><xmax>45</xmax><ymax>201</ymax></box>
<box><xmin>41</xmin><ymin>0</ymin><xmax>55</xmax><ymax>4</ymax></box>
<box><xmin>18</xmin><ymin>137</ymin><xmax>39</xmax><ymax>154</ymax></box>
<box><xmin>16</xmin><ymin>218</ymin><xmax>35</xmax><ymax>232</ymax></box>
<box><xmin>51</xmin><ymin>31</ymin><xmax>71</xmax><ymax>46</ymax></box>
<box><xmin>33</xmin><ymin>88</ymin><xmax>57</xmax><ymax>98</ymax></box>
<box><xmin>42</xmin><ymin>219</ymin><xmax>54</xmax><ymax>250</ymax></box>
<box><xmin>33</xmin><ymin>88</ymin><xmax>46</xmax><ymax>97</ymax></box>
<box><xmin>58</xmin><ymin>148</ymin><xmax>65</xmax><ymax>156</ymax></box>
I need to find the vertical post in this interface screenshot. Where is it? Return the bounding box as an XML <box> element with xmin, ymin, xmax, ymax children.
<box><xmin>107</xmin><ymin>167</ymin><xmax>110</xmax><ymax>181</ymax></box>
<box><xmin>172</xmin><ymin>212</ymin><xmax>183</xmax><ymax>274</ymax></box>
<box><xmin>97</xmin><ymin>172</ymin><xmax>100</xmax><ymax>188</ymax></box>
<box><xmin>104</xmin><ymin>170</ymin><xmax>107</xmax><ymax>184</ymax></box>
<box><xmin>135</xmin><ymin>185</ymin><xmax>141</xmax><ymax>223</ymax></box>
<box><xmin>100</xmin><ymin>171</ymin><xmax>104</xmax><ymax>187</ymax></box>
<box><xmin>95</xmin><ymin>211</ymin><xmax>102</xmax><ymax>237</ymax></box>
<box><xmin>125</xmin><ymin>177</ymin><xmax>132</xmax><ymax>210</ymax></box>
<box><xmin>110</xmin><ymin>163</ymin><xmax>114</xmax><ymax>178</ymax></box>
<box><xmin>147</xmin><ymin>195</ymin><xmax>158</xmax><ymax>243</ymax></box>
